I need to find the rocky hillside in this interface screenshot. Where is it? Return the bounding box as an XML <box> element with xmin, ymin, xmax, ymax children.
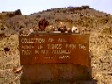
<box><xmin>0</xmin><ymin>6</ymin><xmax>112</xmax><ymax>84</ymax></box>
<box><xmin>1</xmin><ymin>6</ymin><xmax>112</xmax><ymax>35</ymax></box>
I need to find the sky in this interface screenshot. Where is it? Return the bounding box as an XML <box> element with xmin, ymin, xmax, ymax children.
<box><xmin>0</xmin><ymin>0</ymin><xmax>112</xmax><ymax>15</ymax></box>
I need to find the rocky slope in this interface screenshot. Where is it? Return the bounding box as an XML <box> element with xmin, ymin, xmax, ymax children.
<box><xmin>0</xmin><ymin>6</ymin><xmax>112</xmax><ymax>84</ymax></box>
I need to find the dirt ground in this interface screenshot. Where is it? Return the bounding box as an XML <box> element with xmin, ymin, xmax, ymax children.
<box><xmin>0</xmin><ymin>30</ymin><xmax>112</xmax><ymax>84</ymax></box>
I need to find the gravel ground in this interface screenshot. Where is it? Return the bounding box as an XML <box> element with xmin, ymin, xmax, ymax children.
<box><xmin>0</xmin><ymin>31</ymin><xmax>112</xmax><ymax>84</ymax></box>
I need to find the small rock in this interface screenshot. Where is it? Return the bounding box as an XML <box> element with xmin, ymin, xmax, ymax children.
<box><xmin>13</xmin><ymin>66</ymin><xmax>23</xmax><ymax>73</ymax></box>
<box><xmin>108</xmin><ymin>73</ymin><xmax>112</xmax><ymax>76</ymax></box>
<box><xmin>1</xmin><ymin>27</ymin><xmax>5</xmax><ymax>30</ymax></box>
<box><xmin>4</xmin><ymin>47</ymin><xmax>10</xmax><ymax>52</ymax></box>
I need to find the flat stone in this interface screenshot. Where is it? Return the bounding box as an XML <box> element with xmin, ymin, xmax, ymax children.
<box><xmin>20</xmin><ymin>64</ymin><xmax>91</xmax><ymax>84</ymax></box>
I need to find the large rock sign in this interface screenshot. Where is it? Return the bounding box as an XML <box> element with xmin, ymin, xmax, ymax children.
<box><xmin>19</xmin><ymin>34</ymin><xmax>91</xmax><ymax>83</ymax></box>
<box><xmin>19</xmin><ymin>34</ymin><xmax>89</xmax><ymax>67</ymax></box>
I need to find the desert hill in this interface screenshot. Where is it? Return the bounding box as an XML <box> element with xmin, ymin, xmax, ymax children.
<box><xmin>0</xmin><ymin>6</ymin><xmax>112</xmax><ymax>36</ymax></box>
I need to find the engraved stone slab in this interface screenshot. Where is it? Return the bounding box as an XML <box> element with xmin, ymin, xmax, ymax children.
<box><xmin>19</xmin><ymin>34</ymin><xmax>89</xmax><ymax>67</ymax></box>
<box><xmin>19</xmin><ymin>34</ymin><xmax>91</xmax><ymax>83</ymax></box>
